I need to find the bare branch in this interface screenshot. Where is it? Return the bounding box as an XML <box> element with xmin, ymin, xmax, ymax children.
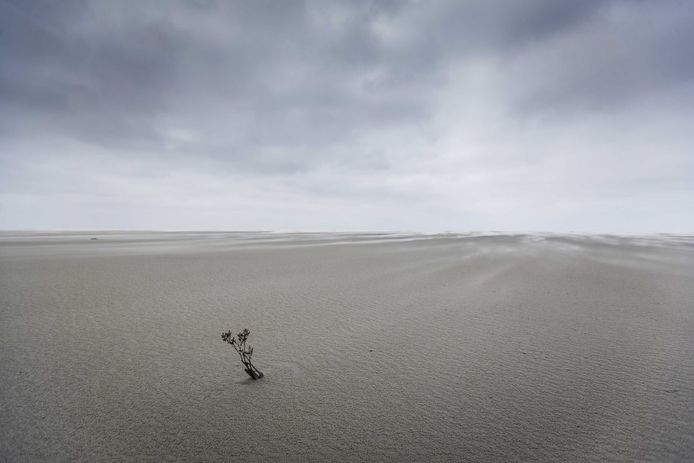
<box><xmin>221</xmin><ymin>328</ymin><xmax>264</xmax><ymax>380</ymax></box>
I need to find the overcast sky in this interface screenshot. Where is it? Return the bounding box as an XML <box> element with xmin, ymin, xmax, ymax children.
<box><xmin>1</xmin><ymin>0</ymin><xmax>692</xmax><ymax>232</ymax></box>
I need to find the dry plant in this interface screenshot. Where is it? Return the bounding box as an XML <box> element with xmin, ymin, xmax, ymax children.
<box><xmin>221</xmin><ymin>328</ymin><xmax>264</xmax><ymax>379</ymax></box>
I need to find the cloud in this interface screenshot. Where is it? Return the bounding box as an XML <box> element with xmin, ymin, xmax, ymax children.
<box><xmin>1</xmin><ymin>0</ymin><xmax>692</xmax><ymax>231</ymax></box>
<box><xmin>505</xmin><ymin>1</ymin><xmax>694</xmax><ymax>114</ymax></box>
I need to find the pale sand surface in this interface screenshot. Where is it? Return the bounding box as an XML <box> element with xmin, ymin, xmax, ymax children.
<box><xmin>1</xmin><ymin>232</ymin><xmax>693</xmax><ymax>461</ymax></box>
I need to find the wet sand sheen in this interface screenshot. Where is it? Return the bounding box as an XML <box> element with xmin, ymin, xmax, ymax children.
<box><xmin>1</xmin><ymin>232</ymin><xmax>693</xmax><ymax>461</ymax></box>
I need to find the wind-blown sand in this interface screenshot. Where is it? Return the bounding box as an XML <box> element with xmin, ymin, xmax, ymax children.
<box><xmin>1</xmin><ymin>231</ymin><xmax>693</xmax><ymax>462</ymax></box>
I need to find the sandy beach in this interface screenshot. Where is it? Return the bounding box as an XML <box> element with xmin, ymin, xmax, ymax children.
<box><xmin>1</xmin><ymin>231</ymin><xmax>693</xmax><ymax>462</ymax></box>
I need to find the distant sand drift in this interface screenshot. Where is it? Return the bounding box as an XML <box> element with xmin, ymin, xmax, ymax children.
<box><xmin>1</xmin><ymin>232</ymin><xmax>693</xmax><ymax>461</ymax></box>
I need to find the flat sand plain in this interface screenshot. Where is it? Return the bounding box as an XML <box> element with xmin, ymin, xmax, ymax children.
<box><xmin>1</xmin><ymin>231</ymin><xmax>693</xmax><ymax>462</ymax></box>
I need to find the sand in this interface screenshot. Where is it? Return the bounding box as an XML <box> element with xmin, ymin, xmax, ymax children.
<box><xmin>1</xmin><ymin>231</ymin><xmax>693</xmax><ymax>462</ymax></box>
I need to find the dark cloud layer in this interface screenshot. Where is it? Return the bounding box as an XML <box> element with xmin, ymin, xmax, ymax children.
<box><xmin>0</xmin><ymin>1</ymin><xmax>619</xmax><ymax>151</ymax></box>
<box><xmin>1</xmin><ymin>0</ymin><xmax>692</xmax><ymax>230</ymax></box>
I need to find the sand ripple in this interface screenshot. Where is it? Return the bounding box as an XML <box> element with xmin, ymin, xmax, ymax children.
<box><xmin>1</xmin><ymin>232</ymin><xmax>693</xmax><ymax>461</ymax></box>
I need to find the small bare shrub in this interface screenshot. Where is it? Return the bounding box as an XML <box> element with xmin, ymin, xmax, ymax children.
<box><xmin>221</xmin><ymin>328</ymin><xmax>264</xmax><ymax>379</ymax></box>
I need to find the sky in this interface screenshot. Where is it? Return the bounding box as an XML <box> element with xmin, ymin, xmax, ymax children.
<box><xmin>1</xmin><ymin>0</ymin><xmax>692</xmax><ymax>232</ymax></box>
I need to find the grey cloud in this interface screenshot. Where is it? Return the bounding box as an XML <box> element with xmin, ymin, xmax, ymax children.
<box><xmin>1</xmin><ymin>0</ymin><xmax>692</xmax><ymax>231</ymax></box>
<box><xmin>1</xmin><ymin>0</ymin><xmax>629</xmax><ymax>160</ymax></box>
<box><xmin>506</xmin><ymin>1</ymin><xmax>694</xmax><ymax>114</ymax></box>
